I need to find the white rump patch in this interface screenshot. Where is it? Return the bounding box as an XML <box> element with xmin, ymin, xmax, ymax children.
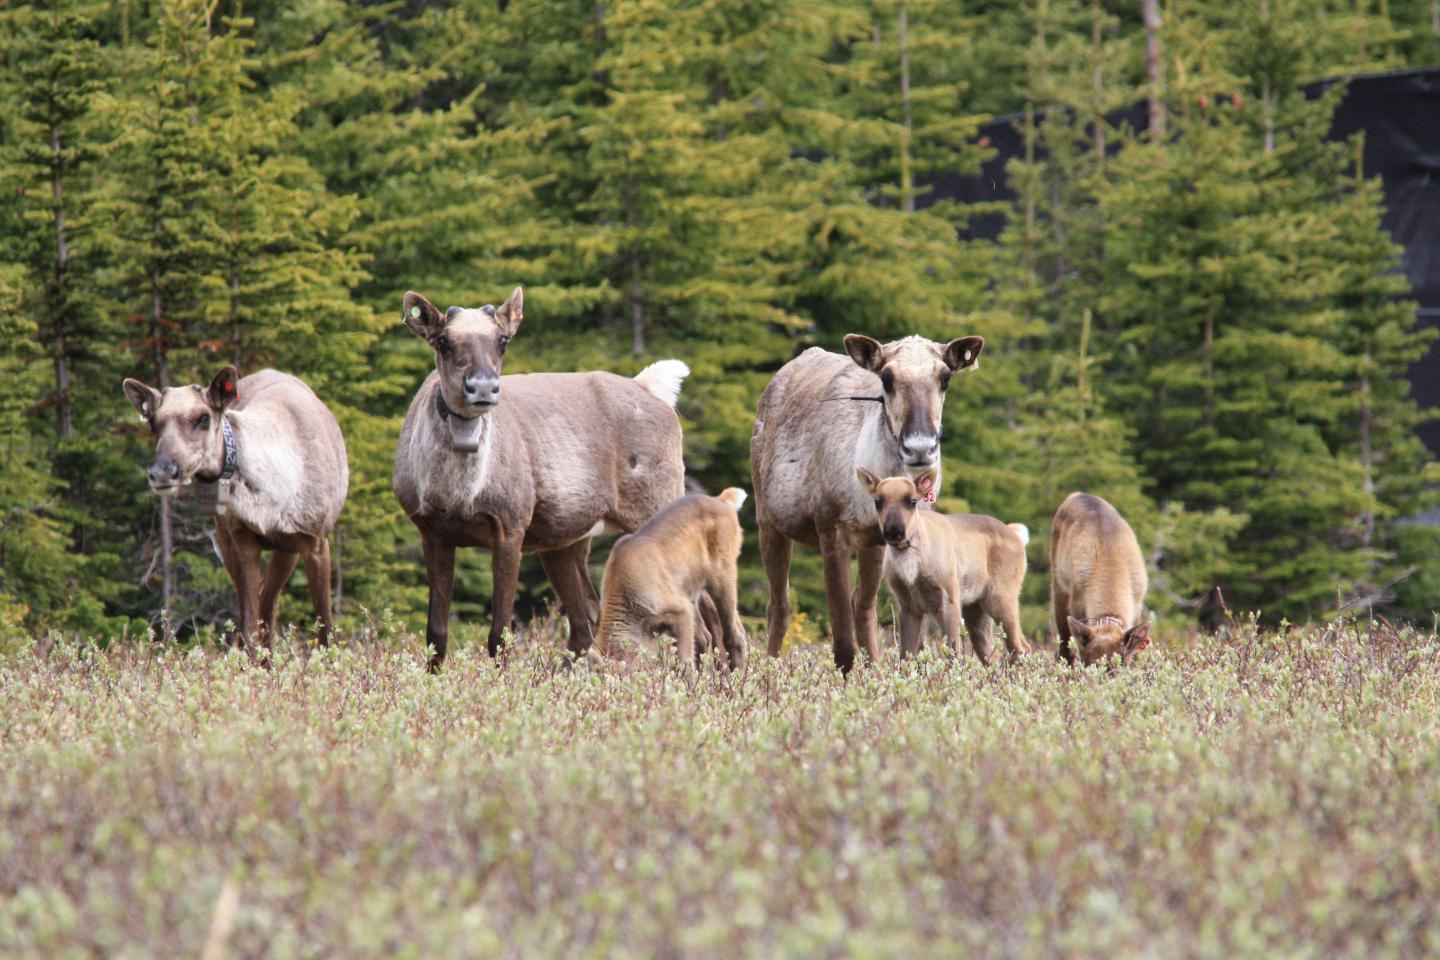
<box><xmin>633</xmin><ymin>359</ymin><xmax>690</xmax><ymax>409</ymax></box>
<box><xmin>1008</xmin><ymin>522</ymin><xmax>1030</xmax><ymax>546</ymax></box>
<box><xmin>717</xmin><ymin>487</ymin><xmax>747</xmax><ymax>511</ymax></box>
<box><xmin>584</xmin><ymin>519</ymin><xmax>624</xmax><ymax>538</ymax></box>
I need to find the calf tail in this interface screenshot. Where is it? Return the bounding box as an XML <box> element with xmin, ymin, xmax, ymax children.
<box><xmin>716</xmin><ymin>487</ymin><xmax>748</xmax><ymax>512</ymax></box>
<box><xmin>1008</xmin><ymin>522</ymin><xmax>1030</xmax><ymax>547</ymax></box>
<box><xmin>633</xmin><ymin>359</ymin><xmax>690</xmax><ymax>409</ymax></box>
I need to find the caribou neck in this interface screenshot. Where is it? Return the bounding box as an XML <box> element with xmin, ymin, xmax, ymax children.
<box><xmin>853</xmin><ymin>401</ymin><xmax>904</xmax><ymax>479</ymax></box>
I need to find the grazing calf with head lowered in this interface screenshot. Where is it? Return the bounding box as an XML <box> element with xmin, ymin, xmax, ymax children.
<box><xmin>394</xmin><ymin>287</ymin><xmax>688</xmax><ymax>668</ymax></box>
<box><xmin>858</xmin><ymin>468</ymin><xmax>1029</xmax><ymax>662</ymax></box>
<box><xmin>122</xmin><ymin>367</ymin><xmax>348</xmax><ymax>647</ymax></box>
<box><xmin>751</xmin><ymin>331</ymin><xmax>984</xmax><ymax>671</ymax></box>
<box><xmin>1050</xmin><ymin>492</ymin><xmax>1151</xmax><ymax>666</ymax></box>
<box><xmin>595</xmin><ymin>488</ymin><xmax>748</xmax><ymax>669</ymax></box>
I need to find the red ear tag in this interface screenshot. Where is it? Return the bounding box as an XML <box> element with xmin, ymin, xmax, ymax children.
<box><xmin>224</xmin><ymin>380</ymin><xmax>235</xmax><ymax>395</ymax></box>
<box><xmin>922</xmin><ymin>486</ymin><xmax>936</xmax><ymax>505</ymax></box>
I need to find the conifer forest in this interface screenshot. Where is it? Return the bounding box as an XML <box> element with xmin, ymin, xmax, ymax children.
<box><xmin>2</xmin><ymin>0</ymin><xmax>1438</xmax><ymax>641</ymax></box>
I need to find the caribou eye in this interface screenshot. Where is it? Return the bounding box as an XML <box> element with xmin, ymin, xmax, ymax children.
<box><xmin>435</xmin><ymin>335</ymin><xmax>453</xmax><ymax>356</ymax></box>
<box><xmin>497</xmin><ymin>335</ymin><xmax>510</xmax><ymax>355</ymax></box>
<box><xmin>196</xmin><ymin>413</ymin><xmax>210</xmax><ymax>430</ymax></box>
<box><xmin>880</xmin><ymin>369</ymin><xmax>895</xmax><ymax>393</ymax></box>
<box><xmin>874</xmin><ymin>499</ymin><xmax>882</xmax><ymax>512</ymax></box>
<box><xmin>939</xmin><ymin>370</ymin><xmax>951</xmax><ymax>391</ymax></box>
<box><xmin>907</xmin><ymin>498</ymin><xmax>918</xmax><ymax>508</ymax></box>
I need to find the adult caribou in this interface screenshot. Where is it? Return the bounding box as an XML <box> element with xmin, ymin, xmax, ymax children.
<box><xmin>122</xmin><ymin>367</ymin><xmax>348</xmax><ymax>648</ymax></box>
<box><xmin>751</xmin><ymin>333</ymin><xmax>984</xmax><ymax>671</ymax></box>
<box><xmin>394</xmin><ymin>287</ymin><xmax>689</xmax><ymax>669</ymax></box>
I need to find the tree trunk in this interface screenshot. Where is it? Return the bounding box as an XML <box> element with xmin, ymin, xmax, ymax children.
<box><xmin>1358</xmin><ymin>359</ymin><xmax>1375</xmax><ymax>550</ymax></box>
<box><xmin>1202</xmin><ymin>299</ymin><xmax>1215</xmax><ymax>430</ymax></box>
<box><xmin>151</xmin><ymin>234</ymin><xmax>173</xmax><ymax>621</ymax></box>
<box><xmin>898</xmin><ymin>3</ymin><xmax>914</xmax><ymax>213</ymax></box>
<box><xmin>1092</xmin><ymin>5</ymin><xmax>1105</xmax><ymax>161</ymax></box>
<box><xmin>1142</xmin><ymin>0</ymin><xmax>1165</xmax><ymax>141</ymax></box>
<box><xmin>50</xmin><ymin>116</ymin><xmax>74</xmax><ymax>440</ymax></box>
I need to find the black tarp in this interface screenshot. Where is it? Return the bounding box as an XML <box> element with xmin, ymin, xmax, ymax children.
<box><xmin>925</xmin><ymin>68</ymin><xmax>1440</xmax><ymax>454</ymax></box>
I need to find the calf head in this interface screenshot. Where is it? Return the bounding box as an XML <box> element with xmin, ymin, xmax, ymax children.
<box><xmin>122</xmin><ymin>366</ymin><xmax>240</xmax><ymax>495</ymax></box>
<box><xmin>403</xmin><ymin>286</ymin><xmax>523</xmax><ymax>427</ymax></box>
<box><xmin>843</xmin><ymin>332</ymin><xmax>983</xmax><ymax>471</ymax></box>
<box><xmin>1068</xmin><ymin>617</ymin><xmax>1151</xmax><ymax>667</ymax></box>
<box><xmin>856</xmin><ymin>467</ymin><xmax>937</xmax><ymax>549</ymax></box>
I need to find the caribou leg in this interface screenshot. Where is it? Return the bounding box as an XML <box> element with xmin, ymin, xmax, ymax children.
<box><xmin>853</xmin><ymin>543</ymin><xmax>885</xmax><ymax>662</ymax></box>
<box><xmin>421</xmin><ymin>532</ymin><xmax>456</xmax><ymax>670</ymax></box>
<box><xmin>539</xmin><ymin>539</ymin><xmax>598</xmax><ymax>656</ymax></box>
<box><xmin>258</xmin><ymin>549</ymin><xmax>301</xmax><ymax>647</ymax></box>
<box><xmin>488</xmin><ymin>537</ymin><xmax>524</xmax><ymax>657</ymax></box>
<box><xmin>817</xmin><ymin>527</ymin><xmax>858</xmax><ymax>673</ymax></box>
<box><xmin>759</xmin><ymin>520</ymin><xmax>792</xmax><ymax>657</ymax></box>
<box><xmin>303</xmin><ymin>534</ymin><xmax>335</xmax><ymax>646</ymax></box>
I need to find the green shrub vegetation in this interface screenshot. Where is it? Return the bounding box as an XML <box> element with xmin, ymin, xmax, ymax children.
<box><xmin>0</xmin><ymin>1</ymin><xmax>1436</xmax><ymax>642</ymax></box>
<box><xmin>1</xmin><ymin>620</ymin><xmax>1438</xmax><ymax>956</ymax></box>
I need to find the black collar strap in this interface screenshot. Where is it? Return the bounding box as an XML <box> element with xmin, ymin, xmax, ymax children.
<box><xmin>820</xmin><ymin>394</ymin><xmax>884</xmax><ymax>404</ymax></box>
<box><xmin>199</xmin><ymin>417</ymin><xmax>238</xmax><ymax>484</ymax></box>
<box><xmin>435</xmin><ymin>388</ymin><xmax>479</xmax><ymax>423</ymax></box>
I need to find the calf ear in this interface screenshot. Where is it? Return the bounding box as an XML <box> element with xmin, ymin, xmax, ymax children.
<box><xmin>1067</xmin><ymin>617</ymin><xmax>1093</xmax><ymax>644</ymax></box>
<box><xmin>856</xmin><ymin>467</ymin><xmax>881</xmax><ymax>493</ymax></box>
<box><xmin>843</xmin><ymin>334</ymin><xmax>885</xmax><ymax>373</ymax></box>
<box><xmin>123</xmin><ymin>379</ymin><xmax>160</xmax><ymax>422</ymax></box>
<box><xmin>403</xmin><ymin>291</ymin><xmax>445</xmax><ymax>343</ymax></box>
<box><xmin>943</xmin><ymin>336</ymin><xmax>984</xmax><ymax>371</ymax></box>
<box><xmin>496</xmin><ymin>286</ymin><xmax>524</xmax><ymax>337</ymax></box>
<box><xmin>914</xmin><ymin>468</ymin><xmax>937</xmax><ymax>499</ymax></box>
<box><xmin>207</xmin><ymin>366</ymin><xmax>241</xmax><ymax>411</ymax></box>
<box><xmin>1123</xmin><ymin>622</ymin><xmax>1152</xmax><ymax>654</ymax></box>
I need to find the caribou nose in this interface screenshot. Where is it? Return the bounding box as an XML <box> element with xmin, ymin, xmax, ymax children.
<box><xmin>901</xmin><ymin>433</ymin><xmax>939</xmax><ymax>464</ymax></box>
<box><xmin>148</xmin><ymin>460</ymin><xmax>179</xmax><ymax>486</ymax></box>
<box><xmin>463</xmin><ymin>373</ymin><xmax>501</xmax><ymax>405</ymax></box>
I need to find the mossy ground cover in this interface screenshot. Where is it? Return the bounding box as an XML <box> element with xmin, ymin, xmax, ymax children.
<box><xmin>2</xmin><ymin>619</ymin><xmax>1437</xmax><ymax>958</ymax></box>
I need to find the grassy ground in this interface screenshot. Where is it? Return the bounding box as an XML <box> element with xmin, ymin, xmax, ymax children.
<box><xmin>2</xmin><ymin>618</ymin><xmax>1438</xmax><ymax>959</ymax></box>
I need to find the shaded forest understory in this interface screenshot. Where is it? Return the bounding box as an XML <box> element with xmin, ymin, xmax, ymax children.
<box><xmin>2</xmin><ymin>1</ymin><xmax>1438</xmax><ymax>643</ymax></box>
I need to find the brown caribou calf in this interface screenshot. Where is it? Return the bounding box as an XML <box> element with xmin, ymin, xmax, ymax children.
<box><xmin>1050</xmin><ymin>492</ymin><xmax>1151</xmax><ymax>666</ymax></box>
<box><xmin>857</xmin><ymin>468</ymin><xmax>1030</xmax><ymax>662</ymax></box>
<box><xmin>595</xmin><ymin>489</ymin><xmax>748</xmax><ymax>669</ymax></box>
<box><xmin>122</xmin><ymin>367</ymin><xmax>348</xmax><ymax>648</ymax></box>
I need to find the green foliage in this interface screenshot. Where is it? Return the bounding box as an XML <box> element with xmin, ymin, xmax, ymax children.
<box><xmin>0</xmin><ymin>0</ymin><xmax>1435</xmax><ymax>641</ymax></box>
<box><xmin>2</xmin><ymin>622</ymin><xmax>1440</xmax><ymax>953</ymax></box>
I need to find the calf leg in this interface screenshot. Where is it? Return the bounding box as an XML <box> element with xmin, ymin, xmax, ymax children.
<box><xmin>961</xmin><ymin>604</ymin><xmax>997</xmax><ymax>664</ymax></box>
<box><xmin>695</xmin><ymin>592</ymin><xmax>724</xmax><ymax>665</ymax></box>
<box><xmin>988</xmin><ymin>591</ymin><xmax>1029</xmax><ymax>659</ymax></box>
<box><xmin>421</xmin><ymin>532</ymin><xmax>456</xmax><ymax>671</ymax></box>
<box><xmin>1052</xmin><ymin>588</ymin><xmax>1075</xmax><ymax>664</ymax></box>
<box><xmin>258</xmin><ymin>549</ymin><xmax>301</xmax><ymax>647</ymax></box>
<box><xmin>817</xmin><ymin>527</ymin><xmax>858</xmax><ymax>673</ymax></box>
<box><xmin>707</xmin><ymin>574</ymin><xmax>747</xmax><ymax>671</ymax></box>
<box><xmin>899</xmin><ymin>606</ymin><xmax>926</xmax><ymax>658</ymax></box>
<box><xmin>488</xmin><ymin>538</ymin><xmax>524</xmax><ymax>657</ymax></box>
<box><xmin>759</xmin><ymin>521</ymin><xmax>792</xmax><ymax>657</ymax></box>
<box><xmin>539</xmin><ymin>539</ymin><xmax>599</xmax><ymax>656</ymax></box>
<box><xmin>853</xmin><ymin>544</ymin><xmax>884</xmax><ymax>662</ymax></box>
<box><xmin>667</xmin><ymin>603</ymin><xmax>697</xmax><ymax>669</ymax></box>
<box><xmin>303</xmin><ymin>535</ymin><xmax>335</xmax><ymax>646</ymax></box>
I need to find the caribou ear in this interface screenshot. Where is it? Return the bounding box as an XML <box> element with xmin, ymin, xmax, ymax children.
<box><xmin>943</xmin><ymin>336</ymin><xmax>984</xmax><ymax>372</ymax></box>
<box><xmin>914</xmin><ymin>468</ymin><xmax>937</xmax><ymax>499</ymax></box>
<box><xmin>856</xmin><ymin>467</ymin><xmax>881</xmax><ymax>494</ymax></box>
<box><xmin>1123</xmin><ymin>622</ymin><xmax>1152</xmax><ymax>654</ymax></box>
<box><xmin>207</xmin><ymin>366</ymin><xmax>240</xmax><ymax>411</ymax></box>
<box><xmin>1068</xmin><ymin>617</ymin><xmax>1093</xmax><ymax>644</ymax></box>
<box><xmin>843</xmin><ymin>334</ymin><xmax>885</xmax><ymax>372</ymax></box>
<box><xmin>495</xmin><ymin>286</ymin><xmax>524</xmax><ymax>337</ymax></box>
<box><xmin>123</xmin><ymin>378</ymin><xmax>161</xmax><ymax>422</ymax></box>
<box><xmin>403</xmin><ymin>291</ymin><xmax>445</xmax><ymax>343</ymax></box>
